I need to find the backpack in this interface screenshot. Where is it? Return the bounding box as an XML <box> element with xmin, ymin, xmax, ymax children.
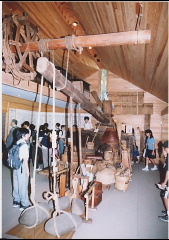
<box><xmin>7</xmin><ymin>142</ymin><xmax>25</xmax><ymax>170</ymax></box>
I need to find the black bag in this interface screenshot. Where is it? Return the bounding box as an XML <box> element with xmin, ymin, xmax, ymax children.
<box><xmin>150</xmin><ymin>149</ymin><xmax>156</xmax><ymax>159</ymax></box>
<box><xmin>7</xmin><ymin>142</ymin><xmax>25</xmax><ymax>170</ymax></box>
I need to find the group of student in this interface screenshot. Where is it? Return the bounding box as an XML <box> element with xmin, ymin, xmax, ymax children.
<box><xmin>2</xmin><ymin>119</ymin><xmax>68</xmax><ymax>212</ymax></box>
<box><xmin>1</xmin><ymin>116</ymin><xmax>95</xmax><ymax>212</ymax></box>
<box><xmin>3</xmin><ymin>118</ymin><xmax>168</xmax><ymax>223</ymax></box>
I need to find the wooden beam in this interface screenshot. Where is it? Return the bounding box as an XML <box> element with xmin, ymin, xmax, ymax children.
<box><xmin>91</xmin><ymin>91</ymin><xmax>103</xmax><ymax>109</ymax></box>
<box><xmin>9</xmin><ymin>30</ymin><xmax>151</xmax><ymax>53</ymax></box>
<box><xmin>36</xmin><ymin>57</ymin><xmax>110</xmax><ymax>123</ymax></box>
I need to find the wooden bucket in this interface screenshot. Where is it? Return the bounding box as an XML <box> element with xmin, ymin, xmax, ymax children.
<box><xmin>104</xmin><ymin>151</ymin><xmax>113</xmax><ymax>160</ymax></box>
<box><xmin>115</xmin><ymin>174</ymin><xmax>130</xmax><ymax>191</ymax></box>
<box><xmin>87</xmin><ymin>142</ymin><xmax>94</xmax><ymax>149</ymax></box>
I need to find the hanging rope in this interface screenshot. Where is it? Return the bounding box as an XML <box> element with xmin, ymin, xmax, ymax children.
<box><xmin>20</xmin><ymin>59</ymin><xmax>50</xmax><ymax>228</ymax></box>
<box><xmin>70</xmin><ymin>97</ymin><xmax>74</xmax><ymax>190</ymax></box>
<box><xmin>31</xmin><ymin>64</ymin><xmax>44</xmax><ymax>205</ymax></box>
<box><xmin>65</xmin><ymin>35</ymin><xmax>83</xmax><ymax>54</ymax></box>
<box><xmin>56</xmin><ymin>35</ymin><xmax>83</xmax><ymax>91</ymax></box>
<box><xmin>78</xmin><ymin>103</ymin><xmax>82</xmax><ymax>170</ymax></box>
<box><xmin>38</xmin><ymin>39</ymin><xmax>51</xmax><ymax>53</ymax></box>
<box><xmin>56</xmin><ymin>49</ymin><xmax>70</xmax><ymax>91</ymax></box>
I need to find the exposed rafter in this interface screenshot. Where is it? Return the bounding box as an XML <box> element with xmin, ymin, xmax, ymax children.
<box><xmin>56</xmin><ymin>2</ymin><xmax>105</xmax><ymax>69</ymax></box>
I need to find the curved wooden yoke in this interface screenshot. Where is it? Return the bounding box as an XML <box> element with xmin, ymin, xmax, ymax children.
<box><xmin>10</xmin><ymin>30</ymin><xmax>151</xmax><ymax>53</ymax></box>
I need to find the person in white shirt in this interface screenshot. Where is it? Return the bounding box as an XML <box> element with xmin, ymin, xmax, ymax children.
<box><xmin>12</xmin><ymin>128</ymin><xmax>31</xmax><ymax>211</ymax></box>
<box><xmin>84</xmin><ymin>116</ymin><xmax>94</xmax><ymax>130</ymax></box>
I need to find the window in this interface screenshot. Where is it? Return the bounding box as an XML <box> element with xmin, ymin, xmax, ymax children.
<box><xmin>100</xmin><ymin>69</ymin><xmax>108</xmax><ymax>101</ymax></box>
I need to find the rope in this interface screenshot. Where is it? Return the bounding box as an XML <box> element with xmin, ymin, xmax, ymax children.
<box><xmin>65</xmin><ymin>35</ymin><xmax>83</xmax><ymax>54</ymax></box>
<box><xmin>20</xmin><ymin>203</ymin><xmax>50</xmax><ymax>229</ymax></box>
<box><xmin>56</xmin><ymin>49</ymin><xmax>70</xmax><ymax>91</ymax></box>
<box><xmin>20</xmin><ymin>70</ymin><xmax>51</xmax><ymax>229</ymax></box>
<box><xmin>70</xmin><ymin>97</ymin><xmax>73</xmax><ymax>190</ymax></box>
<box><xmin>31</xmin><ymin>72</ymin><xmax>44</xmax><ymax>204</ymax></box>
<box><xmin>52</xmin><ymin>210</ymin><xmax>78</xmax><ymax>238</ymax></box>
<box><xmin>38</xmin><ymin>39</ymin><xmax>51</xmax><ymax>53</ymax></box>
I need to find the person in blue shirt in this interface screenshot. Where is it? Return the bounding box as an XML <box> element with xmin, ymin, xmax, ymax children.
<box><xmin>142</xmin><ymin>129</ymin><xmax>158</xmax><ymax>171</ymax></box>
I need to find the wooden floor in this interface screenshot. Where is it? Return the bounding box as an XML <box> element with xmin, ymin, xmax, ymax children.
<box><xmin>6</xmin><ymin>222</ymin><xmax>75</xmax><ymax>239</ymax></box>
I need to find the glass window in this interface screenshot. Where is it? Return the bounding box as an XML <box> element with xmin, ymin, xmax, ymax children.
<box><xmin>100</xmin><ymin>69</ymin><xmax>108</xmax><ymax>101</ymax></box>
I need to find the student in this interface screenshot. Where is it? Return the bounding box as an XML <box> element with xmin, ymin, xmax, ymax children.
<box><xmin>6</xmin><ymin>119</ymin><xmax>19</xmax><ymax>149</ymax></box>
<box><xmin>5</xmin><ymin>119</ymin><xmax>19</xmax><ymax>166</ymax></box>
<box><xmin>157</xmin><ymin>141</ymin><xmax>163</xmax><ymax>158</ymax></box>
<box><xmin>39</xmin><ymin>124</ymin><xmax>52</xmax><ymax>169</ymax></box>
<box><xmin>84</xmin><ymin>116</ymin><xmax>94</xmax><ymax>130</ymax></box>
<box><xmin>22</xmin><ymin>121</ymin><xmax>31</xmax><ymax>136</ymax></box>
<box><xmin>55</xmin><ymin>123</ymin><xmax>61</xmax><ymax>136</ymax></box>
<box><xmin>29</xmin><ymin>124</ymin><xmax>37</xmax><ymax>167</ymax></box>
<box><xmin>158</xmin><ymin>140</ymin><xmax>169</xmax><ymax>223</ymax></box>
<box><xmin>12</xmin><ymin>128</ymin><xmax>31</xmax><ymax>211</ymax></box>
<box><xmin>142</xmin><ymin>129</ymin><xmax>158</xmax><ymax>171</ymax></box>
<box><xmin>58</xmin><ymin>125</ymin><xmax>66</xmax><ymax>159</ymax></box>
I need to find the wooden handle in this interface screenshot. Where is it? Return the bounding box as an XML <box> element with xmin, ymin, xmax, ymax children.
<box><xmin>92</xmin><ymin>122</ymin><xmax>101</xmax><ymax>143</ymax></box>
<box><xmin>85</xmin><ymin>136</ymin><xmax>89</xmax><ymax>148</ymax></box>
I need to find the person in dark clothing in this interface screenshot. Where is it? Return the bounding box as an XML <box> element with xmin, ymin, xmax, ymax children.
<box><xmin>157</xmin><ymin>141</ymin><xmax>163</xmax><ymax>158</ymax></box>
<box><xmin>29</xmin><ymin>124</ymin><xmax>37</xmax><ymax>167</ymax></box>
<box><xmin>6</xmin><ymin>119</ymin><xmax>19</xmax><ymax>149</ymax></box>
<box><xmin>4</xmin><ymin>119</ymin><xmax>19</xmax><ymax>166</ymax></box>
<box><xmin>39</xmin><ymin>124</ymin><xmax>52</xmax><ymax>169</ymax></box>
<box><xmin>2</xmin><ymin>139</ymin><xmax>6</xmax><ymax>166</ymax></box>
<box><xmin>157</xmin><ymin>140</ymin><xmax>169</xmax><ymax>223</ymax></box>
<box><xmin>55</xmin><ymin>123</ymin><xmax>61</xmax><ymax>136</ymax></box>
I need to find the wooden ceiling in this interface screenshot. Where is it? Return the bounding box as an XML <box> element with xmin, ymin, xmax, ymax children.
<box><xmin>2</xmin><ymin>2</ymin><xmax>168</xmax><ymax>103</ymax></box>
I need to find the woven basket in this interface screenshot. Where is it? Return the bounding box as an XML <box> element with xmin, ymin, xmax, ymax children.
<box><xmin>115</xmin><ymin>174</ymin><xmax>130</xmax><ymax>191</ymax></box>
<box><xmin>87</xmin><ymin>142</ymin><xmax>94</xmax><ymax>149</ymax></box>
<box><xmin>96</xmin><ymin>168</ymin><xmax>116</xmax><ymax>185</ymax></box>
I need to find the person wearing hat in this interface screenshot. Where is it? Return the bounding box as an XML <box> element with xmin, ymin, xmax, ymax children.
<box><xmin>142</xmin><ymin>129</ymin><xmax>158</xmax><ymax>171</ymax></box>
<box><xmin>158</xmin><ymin>140</ymin><xmax>169</xmax><ymax>223</ymax></box>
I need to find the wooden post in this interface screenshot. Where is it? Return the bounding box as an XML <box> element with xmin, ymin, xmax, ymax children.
<box><xmin>36</xmin><ymin>57</ymin><xmax>110</xmax><ymax>123</ymax></box>
<box><xmin>70</xmin><ymin>97</ymin><xmax>73</xmax><ymax>190</ymax></box>
<box><xmin>59</xmin><ymin>174</ymin><xmax>66</xmax><ymax>197</ymax></box>
<box><xmin>78</xmin><ymin>103</ymin><xmax>82</xmax><ymax>166</ymax></box>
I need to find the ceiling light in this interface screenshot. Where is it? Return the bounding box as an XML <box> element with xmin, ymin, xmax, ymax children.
<box><xmin>88</xmin><ymin>46</ymin><xmax>92</xmax><ymax>49</ymax></box>
<box><xmin>73</xmin><ymin>22</ymin><xmax>78</xmax><ymax>27</ymax></box>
